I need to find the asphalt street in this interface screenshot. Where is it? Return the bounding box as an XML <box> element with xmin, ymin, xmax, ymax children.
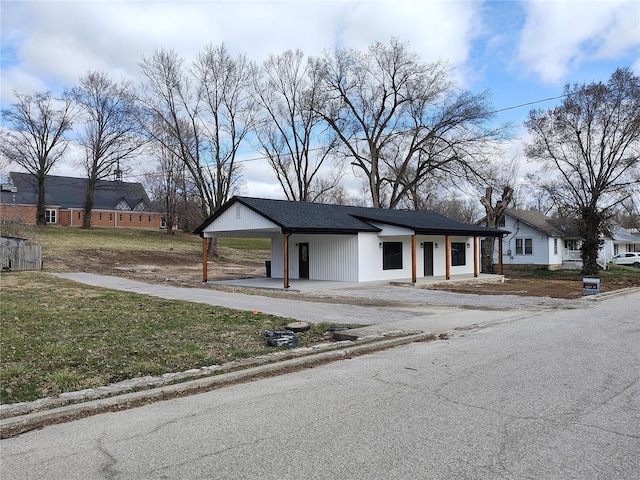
<box><xmin>2</xmin><ymin>289</ymin><xmax>638</xmax><ymax>479</ymax></box>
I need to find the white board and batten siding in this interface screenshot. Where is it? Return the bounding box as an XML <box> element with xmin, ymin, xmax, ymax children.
<box><xmin>358</xmin><ymin>232</ymin><xmax>404</xmax><ymax>281</ymax></box>
<box><xmin>359</xmin><ymin>224</ymin><xmax>411</xmax><ymax>282</ymax></box>
<box><xmin>270</xmin><ymin>234</ymin><xmax>358</xmax><ymax>281</ymax></box>
<box><xmin>200</xmin><ymin>203</ymin><xmax>279</xmax><ymax>236</ymax></box>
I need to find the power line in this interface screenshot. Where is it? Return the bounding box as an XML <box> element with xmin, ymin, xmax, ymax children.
<box><xmin>233</xmin><ymin>92</ymin><xmax>569</xmax><ymax>164</ymax></box>
<box><xmin>492</xmin><ymin>94</ymin><xmax>568</xmax><ymax>114</ymax></box>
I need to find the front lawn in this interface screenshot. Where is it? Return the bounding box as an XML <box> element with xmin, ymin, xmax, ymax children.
<box><xmin>0</xmin><ymin>272</ymin><xmax>333</xmax><ymax>404</ymax></box>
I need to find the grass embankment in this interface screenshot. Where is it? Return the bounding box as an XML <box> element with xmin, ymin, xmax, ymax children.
<box><xmin>0</xmin><ymin>228</ymin><xmax>326</xmax><ymax>405</ymax></box>
<box><xmin>9</xmin><ymin>225</ymin><xmax>271</xmax><ymax>270</ymax></box>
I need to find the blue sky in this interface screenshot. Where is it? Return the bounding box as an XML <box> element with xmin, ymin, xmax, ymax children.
<box><xmin>1</xmin><ymin>0</ymin><xmax>639</xmax><ymax>197</ymax></box>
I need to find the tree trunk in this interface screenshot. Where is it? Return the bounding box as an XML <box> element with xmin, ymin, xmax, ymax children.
<box><xmin>580</xmin><ymin>207</ymin><xmax>604</xmax><ymax>276</ymax></box>
<box><xmin>82</xmin><ymin>179</ymin><xmax>97</xmax><ymax>229</ymax></box>
<box><xmin>207</xmin><ymin>237</ymin><xmax>218</xmax><ymax>258</ymax></box>
<box><xmin>36</xmin><ymin>176</ymin><xmax>47</xmax><ymax>226</ymax></box>
<box><xmin>480</xmin><ymin>186</ymin><xmax>513</xmax><ymax>274</ymax></box>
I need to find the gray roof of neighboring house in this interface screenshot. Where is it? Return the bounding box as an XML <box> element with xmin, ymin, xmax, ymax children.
<box><xmin>194</xmin><ymin>196</ymin><xmax>509</xmax><ymax>237</ymax></box>
<box><xmin>505</xmin><ymin>209</ymin><xmax>640</xmax><ymax>242</ymax></box>
<box><xmin>0</xmin><ymin>172</ymin><xmax>153</xmax><ymax>211</ymax></box>
<box><xmin>611</xmin><ymin>225</ymin><xmax>640</xmax><ymax>244</ymax></box>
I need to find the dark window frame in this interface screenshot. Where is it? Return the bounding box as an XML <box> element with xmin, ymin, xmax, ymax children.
<box><xmin>451</xmin><ymin>242</ymin><xmax>466</xmax><ymax>266</ymax></box>
<box><xmin>382</xmin><ymin>242</ymin><xmax>403</xmax><ymax>270</ymax></box>
<box><xmin>525</xmin><ymin>238</ymin><xmax>533</xmax><ymax>255</ymax></box>
<box><xmin>515</xmin><ymin>238</ymin><xmax>533</xmax><ymax>255</ymax></box>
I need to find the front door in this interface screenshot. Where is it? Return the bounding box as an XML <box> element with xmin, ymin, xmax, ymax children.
<box><xmin>423</xmin><ymin>242</ymin><xmax>434</xmax><ymax>276</ymax></box>
<box><xmin>299</xmin><ymin>243</ymin><xmax>309</xmax><ymax>279</ymax></box>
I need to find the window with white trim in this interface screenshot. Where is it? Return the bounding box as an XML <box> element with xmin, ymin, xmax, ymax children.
<box><xmin>45</xmin><ymin>209</ymin><xmax>56</xmax><ymax>224</ymax></box>
<box><xmin>515</xmin><ymin>238</ymin><xmax>533</xmax><ymax>255</ymax></box>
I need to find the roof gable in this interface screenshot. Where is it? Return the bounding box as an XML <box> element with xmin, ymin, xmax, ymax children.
<box><xmin>200</xmin><ymin>202</ymin><xmax>280</xmax><ymax>235</ymax></box>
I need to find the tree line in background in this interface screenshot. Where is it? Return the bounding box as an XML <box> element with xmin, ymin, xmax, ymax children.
<box><xmin>1</xmin><ymin>39</ymin><xmax>639</xmax><ymax>274</ymax></box>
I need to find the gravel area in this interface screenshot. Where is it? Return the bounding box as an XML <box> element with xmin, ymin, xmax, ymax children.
<box><xmin>303</xmin><ymin>283</ymin><xmax>585</xmax><ymax>310</ymax></box>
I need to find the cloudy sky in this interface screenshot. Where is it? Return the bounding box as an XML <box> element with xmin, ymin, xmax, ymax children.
<box><xmin>2</xmin><ymin>0</ymin><xmax>639</xmax><ymax>198</ymax></box>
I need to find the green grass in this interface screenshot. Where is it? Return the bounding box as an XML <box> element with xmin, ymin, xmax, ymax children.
<box><xmin>0</xmin><ymin>224</ymin><xmax>272</xmax><ymax>269</ymax></box>
<box><xmin>0</xmin><ymin>272</ymin><xmax>334</xmax><ymax>404</ymax></box>
<box><xmin>1</xmin><ymin>224</ymin><xmax>199</xmax><ymax>255</ymax></box>
<box><xmin>4</xmin><ymin>225</ymin><xmax>271</xmax><ymax>259</ymax></box>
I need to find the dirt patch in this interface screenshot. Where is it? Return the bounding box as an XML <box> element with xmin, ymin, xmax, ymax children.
<box><xmin>426</xmin><ymin>276</ymin><xmax>638</xmax><ymax>299</ymax></box>
<box><xmin>45</xmin><ymin>248</ymin><xmax>265</xmax><ymax>285</ymax></box>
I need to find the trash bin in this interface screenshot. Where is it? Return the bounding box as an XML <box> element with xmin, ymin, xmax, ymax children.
<box><xmin>582</xmin><ymin>277</ymin><xmax>600</xmax><ymax>294</ymax></box>
<box><xmin>265</xmin><ymin>260</ymin><xmax>271</xmax><ymax>278</ymax></box>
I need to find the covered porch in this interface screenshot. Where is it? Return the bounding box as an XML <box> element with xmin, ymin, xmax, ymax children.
<box><xmin>200</xmin><ymin>233</ymin><xmax>505</xmax><ymax>290</ymax></box>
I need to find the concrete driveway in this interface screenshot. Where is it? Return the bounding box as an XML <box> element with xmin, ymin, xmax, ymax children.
<box><xmin>53</xmin><ymin>272</ymin><xmax>581</xmax><ymax>333</ymax></box>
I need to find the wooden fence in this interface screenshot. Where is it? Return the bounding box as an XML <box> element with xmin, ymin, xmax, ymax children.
<box><xmin>0</xmin><ymin>244</ymin><xmax>42</xmax><ymax>271</ymax></box>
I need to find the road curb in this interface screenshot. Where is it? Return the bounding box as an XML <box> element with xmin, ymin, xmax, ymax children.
<box><xmin>1</xmin><ymin>331</ymin><xmax>440</xmax><ymax>438</ymax></box>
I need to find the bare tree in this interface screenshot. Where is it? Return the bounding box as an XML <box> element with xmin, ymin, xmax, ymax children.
<box><xmin>480</xmin><ymin>186</ymin><xmax>513</xmax><ymax>273</ymax></box>
<box><xmin>144</xmin><ymin>132</ymin><xmax>185</xmax><ymax>234</ymax></box>
<box><xmin>525</xmin><ymin>67</ymin><xmax>640</xmax><ymax>275</ymax></box>
<box><xmin>140</xmin><ymin>45</ymin><xmax>254</xmax><ymax>255</ymax></box>
<box><xmin>0</xmin><ymin>91</ymin><xmax>74</xmax><ymax>225</ymax></box>
<box><xmin>192</xmin><ymin>43</ymin><xmax>257</xmax><ymax>209</ymax></box>
<box><xmin>252</xmin><ymin>49</ymin><xmax>340</xmax><ymax>201</ymax></box>
<box><xmin>72</xmin><ymin>71</ymin><xmax>146</xmax><ymax>228</ymax></box>
<box><xmin>315</xmin><ymin>38</ymin><xmax>506</xmax><ymax>208</ymax></box>
<box><xmin>138</xmin><ymin>50</ymin><xmax>203</xmax><ymax>214</ymax></box>
<box><xmin>138</xmin><ymin>46</ymin><xmax>255</xmax><ymax>253</ymax></box>
<box><xmin>615</xmin><ymin>195</ymin><xmax>640</xmax><ymax>230</ymax></box>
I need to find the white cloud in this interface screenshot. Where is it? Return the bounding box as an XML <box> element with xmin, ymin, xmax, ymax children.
<box><xmin>1</xmin><ymin>0</ymin><xmax>484</xmax><ymax>104</ymax></box>
<box><xmin>517</xmin><ymin>0</ymin><xmax>640</xmax><ymax>84</ymax></box>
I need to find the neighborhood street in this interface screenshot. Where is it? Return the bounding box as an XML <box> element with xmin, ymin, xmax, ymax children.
<box><xmin>1</xmin><ymin>289</ymin><xmax>638</xmax><ymax>479</ymax></box>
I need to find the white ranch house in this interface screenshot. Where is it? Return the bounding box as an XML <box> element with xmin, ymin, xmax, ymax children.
<box><xmin>485</xmin><ymin>209</ymin><xmax>640</xmax><ymax>270</ymax></box>
<box><xmin>194</xmin><ymin>197</ymin><xmax>507</xmax><ymax>288</ymax></box>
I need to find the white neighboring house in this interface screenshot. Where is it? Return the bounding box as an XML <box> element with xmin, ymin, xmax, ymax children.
<box><xmin>484</xmin><ymin>209</ymin><xmax>640</xmax><ymax>270</ymax></box>
<box><xmin>606</xmin><ymin>225</ymin><xmax>640</xmax><ymax>259</ymax></box>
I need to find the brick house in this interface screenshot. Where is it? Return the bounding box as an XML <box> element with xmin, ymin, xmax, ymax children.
<box><xmin>0</xmin><ymin>172</ymin><xmax>164</xmax><ymax>229</ymax></box>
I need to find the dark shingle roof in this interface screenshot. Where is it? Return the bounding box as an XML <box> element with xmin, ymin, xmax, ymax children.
<box><xmin>1</xmin><ymin>172</ymin><xmax>153</xmax><ymax>211</ymax></box>
<box><xmin>194</xmin><ymin>196</ymin><xmax>508</xmax><ymax>236</ymax></box>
